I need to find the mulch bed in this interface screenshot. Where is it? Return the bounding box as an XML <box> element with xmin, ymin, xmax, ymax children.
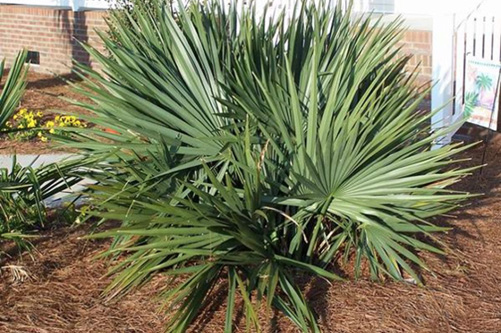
<box><xmin>0</xmin><ymin>224</ymin><xmax>166</xmax><ymax>333</ymax></box>
<box><xmin>0</xmin><ymin>121</ymin><xmax>500</xmax><ymax>331</ymax></box>
<box><xmin>0</xmin><ymin>72</ymin><xmax>91</xmax><ymax>155</ymax></box>
<box><xmin>198</xmin><ymin>135</ymin><xmax>501</xmax><ymax>333</ymax></box>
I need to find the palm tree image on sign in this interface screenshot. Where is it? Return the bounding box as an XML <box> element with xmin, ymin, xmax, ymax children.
<box><xmin>463</xmin><ymin>57</ymin><xmax>501</xmax><ymax>130</ymax></box>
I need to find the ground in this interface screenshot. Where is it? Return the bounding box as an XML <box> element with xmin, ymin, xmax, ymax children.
<box><xmin>0</xmin><ymin>72</ymin><xmax>500</xmax><ymax>332</ymax></box>
<box><xmin>0</xmin><ymin>134</ymin><xmax>500</xmax><ymax>332</ymax></box>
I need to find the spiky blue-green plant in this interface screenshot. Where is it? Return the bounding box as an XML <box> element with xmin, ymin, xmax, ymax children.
<box><xmin>66</xmin><ymin>1</ymin><xmax>475</xmax><ymax>331</ymax></box>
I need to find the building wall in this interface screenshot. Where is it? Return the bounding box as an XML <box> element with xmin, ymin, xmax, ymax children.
<box><xmin>0</xmin><ymin>4</ymin><xmax>107</xmax><ymax>74</ymax></box>
<box><xmin>399</xmin><ymin>29</ymin><xmax>433</xmax><ymax>88</ymax></box>
<box><xmin>0</xmin><ymin>4</ymin><xmax>433</xmax><ymax>86</ymax></box>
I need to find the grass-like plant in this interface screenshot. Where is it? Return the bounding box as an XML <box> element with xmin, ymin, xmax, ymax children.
<box><xmin>0</xmin><ymin>51</ymin><xmax>28</xmax><ymax>128</ymax></box>
<box><xmin>0</xmin><ymin>51</ymin><xmax>82</xmax><ymax>252</ymax></box>
<box><xmin>0</xmin><ymin>158</ymin><xmax>81</xmax><ymax>244</ymax></box>
<box><xmin>68</xmin><ymin>1</ymin><xmax>475</xmax><ymax>331</ymax></box>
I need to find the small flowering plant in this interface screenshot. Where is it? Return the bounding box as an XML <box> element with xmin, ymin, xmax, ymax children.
<box><xmin>53</xmin><ymin>115</ymin><xmax>86</xmax><ymax>130</ymax></box>
<box><xmin>5</xmin><ymin>108</ymin><xmax>43</xmax><ymax>140</ymax></box>
<box><xmin>3</xmin><ymin>109</ymin><xmax>87</xmax><ymax>142</ymax></box>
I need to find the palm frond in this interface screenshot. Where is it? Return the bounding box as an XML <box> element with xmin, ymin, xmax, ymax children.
<box><xmin>68</xmin><ymin>1</ymin><xmax>476</xmax><ymax>331</ymax></box>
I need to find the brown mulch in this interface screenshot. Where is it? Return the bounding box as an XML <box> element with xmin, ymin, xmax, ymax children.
<box><xmin>0</xmin><ymin>224</ymin><xmax>167</xmax><ymax>333</ymax></box>
<box><xmin>0</xmin><ymin>137</ymin><xmax>500</xmax><ymax>332</ymax></box>
<box><xmin>0</xmin><ymin>72</ymin><xmax>91</xmax><ymax>155</ymax></box>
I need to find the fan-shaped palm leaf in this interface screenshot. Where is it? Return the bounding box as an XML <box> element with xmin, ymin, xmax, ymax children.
<box><xmin>66</xmin><ymin>1</ymin><xmax>476</xmax><ymax>331</ymax></box>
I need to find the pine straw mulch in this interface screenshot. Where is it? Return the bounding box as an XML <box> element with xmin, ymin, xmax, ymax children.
<box><xmin>0</xmin><ymin>137</ymin><xmax>500</xmax><ymax>333</ymax></box>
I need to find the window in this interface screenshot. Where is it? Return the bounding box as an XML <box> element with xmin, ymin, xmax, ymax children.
<box><xmin>26</xmin><ymin>51</ymin><xmax>40</xmax><ymax>65</ymax></box>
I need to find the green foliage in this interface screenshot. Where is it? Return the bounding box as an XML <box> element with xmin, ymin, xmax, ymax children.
<box><xmin>0</xmin><ymin>158</ymin><xmax>82</xmax><ymax>248</ymax></box>
<box><xmin>105</xmin><ymin>0</ymin><xmax>171</xmax><ymax>40</ymax></box>
<box><xmin>0</xmin><ymin>51</ymin><xmax>28</xmax><ymax>128</ymax></box>
<box><xmin>68</xmin><ymin>1</ymin><xmax>475</xmax><ymax>331</ymax></box>
<box><xmin>0</xmin><ymin>51</ymin><xmax>83</xmax><ymax>258</ymax></box>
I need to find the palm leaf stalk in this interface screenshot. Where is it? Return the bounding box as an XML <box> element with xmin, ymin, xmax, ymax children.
<box><xmin>65</xmin><ymin>1</ymin><xmax>476</xmax><ymax>331</ymax></box>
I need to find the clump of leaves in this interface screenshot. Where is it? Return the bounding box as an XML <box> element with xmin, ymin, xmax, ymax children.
<box><xmin>68</xmin><ymin>1</ymin><xmax>475</xmax><ymax>331</ymax></box>
<box><xmin>0</xmin><ymin>157</ymin><xmax>82</xmax><ymax>250</ymax></box>
<box><xmin>0</xmin><ymin>51</ymin><xmax>28</xmax><ymax>128</ymax></box>
<box><xmin>0</xmin><ymin>51</ymin><xmax>83</xmax><ymax>255</ymax></box>
<box><xmin>105</xmin><ymin>0</ymin><xmax>172</xmax><ymax>40</ymax></box>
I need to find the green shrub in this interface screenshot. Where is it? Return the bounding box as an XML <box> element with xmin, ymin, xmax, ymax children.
<box><xmin>0</xmin><ymin>158</ymin><xmax>82</xmax><ymax>250</ymax></box>
<box><xmin>0</xmin><ymin>51</ymin><xmax>83</xmax><ymax>252</ymax></box>
<box><xmin>0</xmin><ymin>51</ymin><xmax>28</xmax><ymax>128</ymax></box>
<box><xmin>105</xmin><ymin>0</ymin><xmax>171</xmax><ymax>40</ymax></box>
<box><xmin>70</xmin><ymin>1</ymin><xmax>475</xmax><ymax>331</ymax></box>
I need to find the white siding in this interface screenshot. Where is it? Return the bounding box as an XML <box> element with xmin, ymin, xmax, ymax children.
<box><xmin>356</xmin><ymin>0</ymin><xmax>487</xmax><ymax>16</ymax></box>
<box><xmin>369</xmin><ymin>0</ymin><xmax>394</xmax><ymax>13</ymax></box>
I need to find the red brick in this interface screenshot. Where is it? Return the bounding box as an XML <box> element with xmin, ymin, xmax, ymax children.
<box><xmin>0</xmin><ymin>4</ymin><xmax>107</xmax><ymax>74</ymax></box>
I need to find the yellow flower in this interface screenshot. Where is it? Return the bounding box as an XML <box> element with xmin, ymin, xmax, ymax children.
<box><xmin>27</xmin><ymin>121</ymin><xmax>36</xmax><ymax>128</ymax></box>
<box><xmin>40</xmin><ymin>136</ymin><xmax>48</xmax><ymax>142</ymax></box>
<box><xmin>49</xmin><ymin>128</ymin><xmax>55</xmax><ymax>134</ymax></box>
<box><xmin>59</xmin><ymin>122</ymin><xmax>65</xmax><ymax>127</ymax></box>
<box><xmin>45</xmin><ymin>121</ymin><xmax>55</xmax><ymax>128</ymax></box>
<box><xmin>55</xmin><ymin>115</ymin><xmax>60</xmax><ymax>122</ymax></box>
<box><xmin>36</xmin><ymin>111</ymin><xmax>43</xmax><ymax>117</ymax></box>
<box><xmin>18</xmin><ymin>124</ymin><xmax>24</xmax><ymax>129</ymax></box>
<box><xmin>19</xmin><ymin>109</ymin><xmax>26</xmax><ymax>115</ymax></box>
<box><xmin>13</xmin><ymin>115</ymin><xmax>18</xmax><ymax>120</ymax></box>
<box><xmin>37</xmin><ymin>131</ymin><xmax>42</xmax><ymax>137</ymax></box>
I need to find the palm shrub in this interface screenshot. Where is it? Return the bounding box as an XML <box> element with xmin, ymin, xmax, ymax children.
<box><xmin>0</xmin><ymin>50</ymin><xmax>31</xmax><ymax>245</ymax></box>
<box><xmin>0</xmin><ymin>158</ymin><xmax>82</xmax><ymax>245</ymax></box>
<box><xmin>68</xmin><ymin>1</ymin><xmax>475</xmax><ymax>331</ymax></box>
<box><xmin>0</xmin><ymin>51</ymin><xmax>28</xmax><ymax>128</ymax></box>
<box><xmin>0</xmin><ymin>52</ymin><xmax>82</xmax><ymax>251</ymax></box>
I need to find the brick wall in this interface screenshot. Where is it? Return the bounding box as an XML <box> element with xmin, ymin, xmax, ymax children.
<box><xmin>0</xmin><ymin>5</ymin><xmax>107</xmax><ymax>74</ymax></box>
<box><xmin>399</xmin><ymin>29</ymin><xmax>433</xmax><ymax>88</ymax></box>
<box><xmin>0</xmin><ymin>4</ymin><xmax>434</xmax><ymax>85</ymax></box>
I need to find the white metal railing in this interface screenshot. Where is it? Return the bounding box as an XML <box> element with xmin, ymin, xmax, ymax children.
<box><xmin>0</xmin><ymin>0</ymin><xmax>111</xmax><ymax>10</ymax></box>
<box><xmin>453</xmin><ymin>14</ymin><xmax>500</xmax><ymax>119</ymax></box>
